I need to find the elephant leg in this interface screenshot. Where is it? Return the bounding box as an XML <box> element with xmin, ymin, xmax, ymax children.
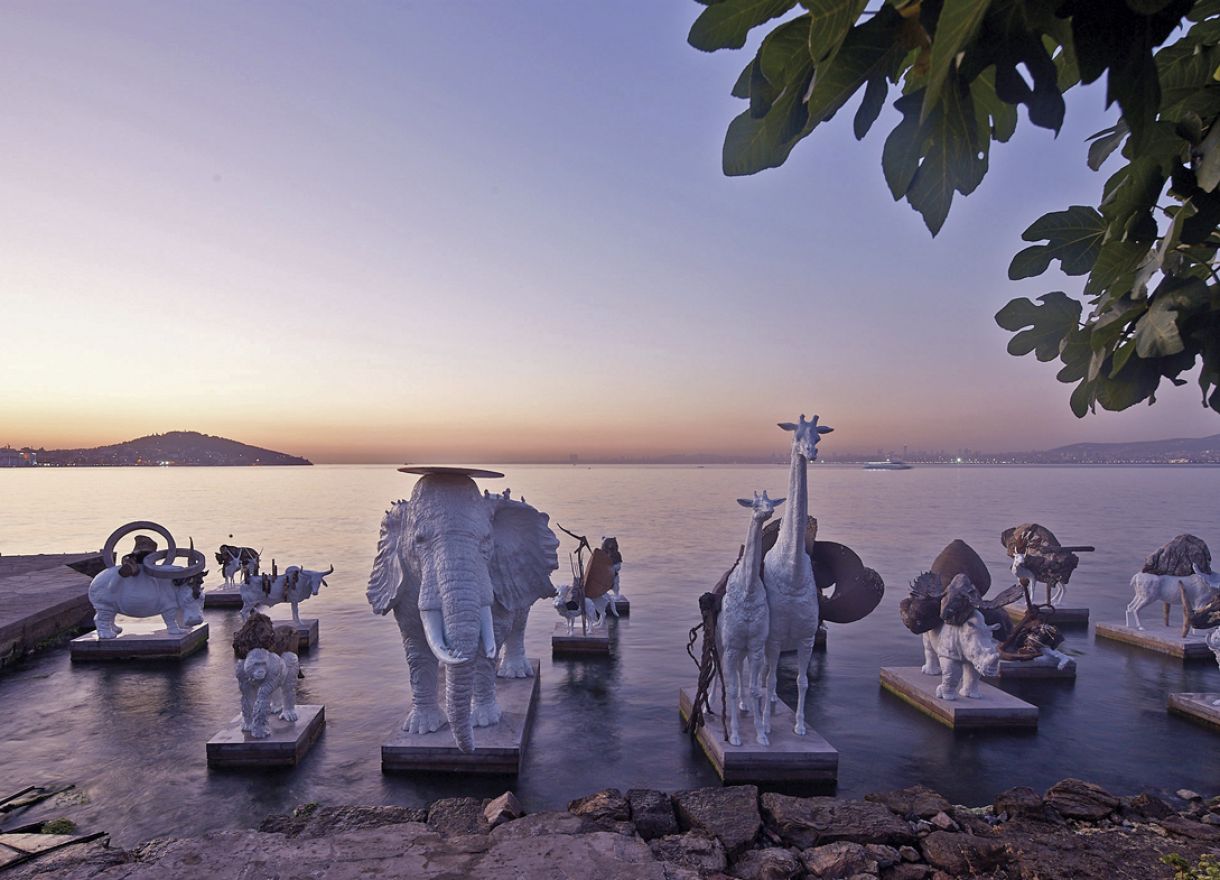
<box><xmin>498</xmin><ymin>609</ymin><xmax>533</xmax><ymax>678</ymax></box>
<box><xmin>471</xmin><ymin>652</ymin><xmax>502</xmax><ymax>728</ymax></box>
<box><xmin>278</xmin><ymin>653</ymin><xmax>300</xmax><ymax>721</ymax></box>
<box><xmin>793</xmin><ymin>642</ymin><xmax>812</xmax><ymax>736</ymax></box>
<box><xmin>161</xmin><ymin>609</ymin><xmax>185</xmax><ymax>635</ymax></box>
<box><xmin>937</xmin><ymin>659</ymin><xmax>961</xmax><ymax>701</ymax></box>
<box><xmin>94</xmin><ymin>608</ymin><xmax>122</xmax><ymax>639</ymax></box>
<box><xmin>394</xmin><ymin>604</ymin><xmax>446</xmax><ymax>734</ymax></box>
<box><xmin>960</xmin><ymin>663</ymin><xmax>983</xmax><ymax>699</ymax></box>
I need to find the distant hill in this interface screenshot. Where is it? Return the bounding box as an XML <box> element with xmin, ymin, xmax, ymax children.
<box><xmin>36</xmin><ymin>431</ymin><xmax>311</xmax><ymax>467</ymax></box>
<box><xmin>1033</xmin><ymin>433</ymin><xmax>1220</xmax><ymax>464</ymax></box>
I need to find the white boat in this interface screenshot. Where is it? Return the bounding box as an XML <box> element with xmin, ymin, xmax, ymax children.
<box><xmin>864</xmin><ymin>458</ymin><xmax>912</xmax><ymax>470</ymax></box>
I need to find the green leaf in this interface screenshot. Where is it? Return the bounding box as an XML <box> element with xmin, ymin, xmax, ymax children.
<box><xmin>803</xmin><ymin>0</ymin><xmax>867</xmax><ymax>65</ymax></box>
<box><xmin>882</xmin><ymin>92</ymin><xmax>923</xmax><ymax>199</ymax></box>
<box><xmin>1057</xmin><ymin>327</ymin><xmax>1094</xmax><ymax>382</ymax></box>
<box><xmin>1009</xmin><ymin>206</ymin><xmax>1105</xmax><ymax>278</ymax></box>
<box><xmin>854</xmin><ymin>73</ymin><xmax>888</xmax><ymax>139</ymax></box>
<box><xmin>907</xmin><ymin>75</ymin><xmax>986</xmax><ymax>234</ymax></box>
<box><xmin>1110</xmin><ymin>338</ymin><xmax>1139</xmax><ymax>377</ymax></box>
<box><xmin>1086</xmin><ymin>122</ymin><xmax>1127</xmax><ymax>171</ymax></box>
<box><xmin>1069</xmin><ymin>377</ymin><xmax>1096</xmax><ymax>417</ymax></box>
<box><xmin>1095</xmin><ymin>356</ymin><xmax>1161</xmax><ymax>411</ymax></box>
<box><xmin>923</xmin><ymin>0</ymin><xmax>993</xmax><ymax>121</ymax></box>
<box><xmin>806</xmin><ymin>5</ymin><xmax>905</xmax><ymax>126</ymax></box>
<box><xmin>1085</xmin><ymin>240</ymin><xmax>1152</xmax><ymax>295</ymax></box>
<box><xmin>971</xmin><ymin>68</ymin><xmax>1017</xmax><ymax>143</ymax></box>
<box><xmin>760</xmin><ymin>15</ymin><xmax>813</xmax><ymax>86</ymax></box>
<box><xmin>723</xmin><ymin>64</ymin><xmax>814</xmax><ymax>174</ymax></box>
<box><xmin>732</xmin><ymin>59</ymin><xmax>754</xmax><ymax>98</ymax></box>
<box><xmin>690</xmin><ymin>0</ymin><xmax>798</xmax><ymax>52</ymax></box>
<box><xmin>1133</xmin><ymin>294</ymin><xmax>1188</xmax><ymax>357</ymax></box>
<box><xmin>995</xmin><ymin>292</ymin><xmax>1083</xmax><ymax>361</ymax></box>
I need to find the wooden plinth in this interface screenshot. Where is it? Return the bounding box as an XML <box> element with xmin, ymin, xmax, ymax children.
<box><xmin>207</xmin><ymin>704</ymin><xmax>325</xmax><ymax>767</ymax></box>
<box><xmin>70</xmin><ymin>620</ymin><xmax>208</xmax><ymax>661</ymax></box>
<box><xmin>610</xmin><ymin>595</ymin><xmax>630</xmax><ymax>616</ymax></box>
<box><xmin>271</xmin><ymin>618</ymin><xmax>318</xmax><ymax>651</ymax></box>
<box><xmin>1168</xmin><ymin>693</ymin><xmax>1220</xmax><ymax>731</ymax></box>
<box><xmin>1006</xmin><ymin>605</ymin><xmax>1089</xmax><ymax>626</ymax></box>
<box><xmin>203</xmin><ymin>587</ymin><xmax>244</xmax><ymax>609</ymax></box>
<box><xmin>678</xmin><ymin>687</ymin><xmax>837</xmax><ymax>784</ymax></box>
<box><xmin>1094</xmin><ymin>622</ymin><xmax>1214</xmax><ymax>661</ymax></box>
<box><xmin>993</xmin><ymin>655</ymin><xmax>1077</xmax><ymax>679</ymax></box>
<box><xmin>552</xmin><ymin>621</ymin><xmax>611</xmax><ymax>656</ymax></box>
<box><xmin>382</xmin><ymin>659</ymin><xmax>539</xmax><ymax>774</ymax></box>
<box><xmin>880</xmin><ymin>666</ymin><xmax>1038</xmax><ymax>729</ymax></box>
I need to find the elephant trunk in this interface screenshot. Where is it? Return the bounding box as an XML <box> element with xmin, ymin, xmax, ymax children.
<box><xmin>420</xmin><ymin>563</ymin><xmax>490</xmax><ymax>753</ymax></box>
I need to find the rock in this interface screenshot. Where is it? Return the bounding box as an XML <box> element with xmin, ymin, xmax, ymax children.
<box><xmin>1156</xmin><ymin>815</ymin><xmax>1220</xmax><ymax>842</ymax></box>
<box><xmin>427</xmin><ymin>796</ymin><xmax>491</xmax><ymax>835</ymax></box>
<box><xmin>1202</xmin><ymin>814</ymin><xmax>1220</xmax><ymax>826</ymax></box>
<box><xmin>920</xmin><ymin>831</ymin><xmax>1009</xmax><ymax>875</ymax></box>
<box><xmin>882</xmin><ymin>866</ymin><xmax>930</xmax><ymax>880</ymax></box>
<box><xmin>1123</xmin><ymin>793</ymin><xmax>1176</xmax><ymax>821</ymax></box>
<box><xmin>929</xmin><ymin>812</ymin><xmax>956</xmax><ymax>831</ymax></box>
<box><xmin>630</xmin><ymin>788</ymin><xmax>680</xmax><ymax>841</ymax></box>
<box><xmin>728</xmin><ymin>846</ymin><xmax>801</xmax><ymax>880</ymax></box>
<box><xmin>994</xmin><ymin>786</ymin><xmax>1046</xmax><ymax>822</ymax></box>
<box><xmin>675</xmin><ymin>786</ymin><xmax>761</xmax><ymax>857</ymax></box>
<box><xmin>800</xmin><ymin>841</ymin><xmax>877</xmax><ymax>878</ymax></box>
<box><xmin>1177</xmin><ymin>789</ymin><xmax>1203</xmax><ymax>801</ymax></box>
<box><xmin>864</xmin><ymin>843</ymin><xmax>900</xmax><ymax>868</ymax></box>
<box><xmin>490</xmin><ymin>811</ymin><xmax>599</xmax><ymax>840</ymax></box>
<box><xmin>898</xmin><ymin>846</ymin><xmax>920</xmax><ymax>862</ymax></box>
<box><xmin>1044</xmin><ymin>778</ymin><xmax>1119</xmax><ymax>822</ymax></box>
<box><xmin>259</xmin><ymin>804</ymin><xmax>427</xmax><ymax>838</ymax></box>
<box><xmin>866</xmin><ymin>786</ymin><xmax>952</xmax><ymax>820</ymax></box>
<box><xmin>762</xmin><ymin>794</ymin><xmax>916</xmax><ymax>849</ymax></box>
<box><xmin>949</xmin><ymin>808</ymin><xmax>992</xmax><ymax>836</ymax></box>
<box><xmin>662</xmin><ymin>866</ymin><xmax>703</xmax><ymax>880</ymax></box>
<box><xmin>649</xmin><ymin>831</ymin><xmax>728</xmax><ymax>875</ymax></box>
<box><xmin>570</xmin><ymin>788</ymin><xmax>631</xmax><ymax>823</ymax></box>
<box><xmin>483</xmin><ymin>791</ymin><xmax>524</xmax><ymax>829</ymax></box>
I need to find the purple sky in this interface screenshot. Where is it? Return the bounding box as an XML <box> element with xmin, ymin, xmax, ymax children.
<box><xmin>2</xmin><ymin>2</ymin><xmax>1216</xmax><ymax>462</ymax></box>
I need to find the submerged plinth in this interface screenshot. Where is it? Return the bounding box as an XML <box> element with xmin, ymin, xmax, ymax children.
<box><xmin>203</xmin><ymin>586</ymin><xmax>244</xmax><ymax>609</ymax></box>
<box><xmin>1006</xmin><ymin>605</ymin><xmax>1089</xmax><ymax>626</ymax></box>
<box><xmin>880</xmin><ymin>666</ymin><xmax>1038</xmax><ymax>729</ymax></box>
<box><xmin>207</xmin><ymin>704</ymin><xmax>325</xmax><ymax>767</ymax></box>
<box><xmin>992</xmin><ymin>655</ymin><xmax>1077</xmax><ymax>679</ymax></box>
<box><xmin>1168</xmin><ymin>693</ymin><xmax>1220</xmax><ymax>731</ymax></box>
<box><xmin>552</xmin><ymin>622</ymin><xmax>611</xmax><ymax>656</ymax></box>
<box><xmin>678</xmin><ymin>686</ymin><xmax>837</xmax><ymax>784</ymax></box>
<box><xmin>1094</xmin><ymin>623</ymin><xmax>1213</xmax><ymax>661</ymax></box>
<box><xmin>611</xmin><ymin>595</ymin><xmax>631</xmax><ymax>616</ymax></box>
<box><xmin>70</xmin><ymin>619</ymin><xmax>208</xmax><ymax>661</ymax></box>
<box><xmin>271</xmin><ymin>618</ymin><xmax>319</xmax><ymax>651</ymax></box>
<box><xmin>382</xmin><ymin>658</ymin><xmax>540</xmax><ymax>775</ymax></box>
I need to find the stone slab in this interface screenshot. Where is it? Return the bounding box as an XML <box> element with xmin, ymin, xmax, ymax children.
<box><xmin>552</xmin><ymin>621</ymin><xmax>611</xmax><ymax>655</ymax></box>
<box><xmin>1094</xmin><ymin>622</ymin><xmax>1213</xmax><ymax>661</ymax></box>
<box><xmin>880</xmin><ymin>666</ymin><xmax>1038</xmax><ymax>729</ymax></box>
<box><xmin>203</xmin><ymin>586</ymin><xmax>244</xmax><ymax>609</ymax></box>
<box><xmin>0</xmin><ymin>555</ymin><xmax>96</xmax><ymax>667</ymax></box>
<box><xmin>0</xmin><ymin>832</ymin><xmax>96</xmax><ymax>869</ymax></box>
<box><xmin>1006</xmin><ymin>605</ymin><xmax>1090</xmax><ymax>626</ymax></box>
<box><xmin>609</xmin><ymin>595</ymin><xmax>630</xmax><ymax>616</ymax></box>
<box><xmin>382</xmin><ymin>659</ymin><xmax>539</xmax><ymax>774</ymax></box>
<box><xmin>992</xmin><ymin>655</ymin><xmax>1077</xmax><ymax>679</ymax></box>
<box><xmin>206</xmin><ymin>704</ymin><xmax>325</xmax><ymax>767</ymax></box>
<box><xmin>70</xmin><ymin>619</ymin><xmax>208</xmax><ymax>661</ymax></box>
<box><xmin>678</xmin><ymin>686</ymin><xmax>837</xmax><ymax>784</ymax></box>
<box><xmin>1168</xmin><ymin>693</ymin><xmax>1220</xmax><ymax>732</ymax></box>
<box><xmin>270</xmin><ymin>618</ymin><xmax>318</xmax><ymax>651</ymax></box>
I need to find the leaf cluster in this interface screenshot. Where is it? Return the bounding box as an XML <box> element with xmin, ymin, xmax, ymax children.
<box><xmin>690</xmin><ymin>0</ymin><xmax>1220</xmax><ymax>417</ymax></box>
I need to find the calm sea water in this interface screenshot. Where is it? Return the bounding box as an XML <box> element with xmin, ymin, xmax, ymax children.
<box><xmin>1</xmin><ymin>463</ymin><xmax>1218</xmax><ymax>845</ymax></box>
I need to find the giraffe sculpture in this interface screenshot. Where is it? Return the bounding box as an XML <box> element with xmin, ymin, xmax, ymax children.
<box><xmin>719</xmin><ymin>490</ymin><xmax>784</xmax><ymax>747</ymax></box>
<box><xmin>762</xmin><ymin>413</ymin><xmax>832</xmax><ymax>736</ymax></box>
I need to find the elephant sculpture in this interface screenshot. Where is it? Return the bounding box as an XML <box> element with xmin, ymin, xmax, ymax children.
<box><xmin>87</xmin><ymin>521</ymin><xmax>208</xmax><ymax>639</ymax></box>
<box><xmin>233</xmin><ymin>612</ymin><xmax>300</xmax><ymax>738</ymax></box>
<box><xmin>367</xmin><ymin>466</ymin><xmax>558</xmax><ymax>753</ymax></box>
<box><xmin>240</xmin><ymin>562</ymin><xmax>334</xmax><ymax>622</ymax></box>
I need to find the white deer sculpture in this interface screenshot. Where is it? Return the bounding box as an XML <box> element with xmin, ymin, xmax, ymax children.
<box><xmin>719</xmin><ymin>490</ymin><xmax>783</xmax><ymax>747</ymax></box>
<box><xmin>762</xmin><ymin>413</ymin><xmax>832</xmax><ymax>737</ymax></box>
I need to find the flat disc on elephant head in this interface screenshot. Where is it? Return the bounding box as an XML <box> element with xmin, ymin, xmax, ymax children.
<box><xmin>398</xmin><ymin>465</ymin><xmax>505</xmax><ymax>479</ymax></box>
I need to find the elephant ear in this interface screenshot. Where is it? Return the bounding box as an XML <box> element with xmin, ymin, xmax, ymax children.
<box><xmin>488</xmin><ymin>496</ymin><xmax>559</xmax><ymax>611</ymax></box>
<box><xmin>367</xmin><ymin>501</ymin><xmax>413</xmax><ymax>615</ymax></box>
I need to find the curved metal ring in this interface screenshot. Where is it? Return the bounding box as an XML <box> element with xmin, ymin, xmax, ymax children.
<box><xmin>101</xmin><ymin>521</ymin><xmax>176</xmax><ymax>568</ymax></box>
<box><xmin>141</xmin><ymin>547</ymin><xmax>207</xmax><ymax>580</ymax></box>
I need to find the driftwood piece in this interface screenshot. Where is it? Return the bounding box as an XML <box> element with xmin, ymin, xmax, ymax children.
<box><xmin>1143</xmin><ymin>534</ymin><xmax>1212</xmax><ymax>577</ymax></box>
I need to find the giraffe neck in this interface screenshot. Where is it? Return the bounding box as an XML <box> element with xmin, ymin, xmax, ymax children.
<box><xmin>778</xmin><ymin>445</ymin><xmax>808</xmax><ymax>569</ymax></box>
<box><xmin>736</xmin><ymin>514</ymin><xmax>767</xmax><ymax>599</ymax></box>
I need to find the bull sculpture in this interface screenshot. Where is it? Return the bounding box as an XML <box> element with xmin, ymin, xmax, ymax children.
<box><xmin>239</xmin><ymin>560</ymin><xmax>334</xmax><ymax>622</ymax></box>
<box><xmin>88</xmin><ymin>521</ymin><xmax>208</xmax><ymax>638</ymax></box>
<box><xmin>216</xmin><ymin>543</ymin><xmax>261</xmax><ymax>587</ymax></box>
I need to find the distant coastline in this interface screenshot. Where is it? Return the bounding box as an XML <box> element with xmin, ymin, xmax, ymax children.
<box><xmin>0</xmin><ymin>431</ymin><xmax>311</xmax><ymax>468</ymax></box>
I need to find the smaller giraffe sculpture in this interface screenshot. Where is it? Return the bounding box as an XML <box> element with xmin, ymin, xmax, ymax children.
<box><xmin>719</xmin><ymin>490</ymin><xmax>784</xmax><ymax>747</ymax></box>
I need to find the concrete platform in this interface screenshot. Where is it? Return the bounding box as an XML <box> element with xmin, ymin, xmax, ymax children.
<box><xmin>206</xmin><ymin>704</ymin><xmax>325</xmax><ymax>767</ymax></box>
<box><xmin>678</xmin><ymin>687</ymin><xmax>837</xmax><ymax>784</ymax></box>
<box><xmin>1006</xmin><ymin>605</ymin><xmax>1089</xmax><ymax>626</ymax></box>
<box><xmin>1168</xmin><ymin>693</ymin><xmax>1220</xmax><ymax>731</ymax></box>
<box><xmin>382</xmin><ymin>659</ymin><xmax>540</xmax><ymax>774</ymax></box>
<box><xmin>992</xmin><ymin>655</ymin><xmax>1077</xmax><ymax>679</ymax></box>
<box><xmin>880</xmin><ymin>666</ymin><xmax>1038</xmax><ymax>729</ymax></box>
<box><xmin>1094</xmin><ymin>622</ymin><xmax>1213</xmax><ymax>661</ymax></box>
<box><xmin>270</xmin><ymin>618</ymin><xmax>318</xmax><ymax>651</ymax></box>
<box><xmin>203</xmin><ymin>586</ymin><xmax>244</xmax><ymax>609</ymax></box>
<box><xmin>0</xmin><ymin>554</ymin><xmax>97</xmax><ymax>668</ymax></box>
<box><xmin>69</xmin><ymin>619</ymin><xmax>208</xmax><ymax>661</ymax></box>
<box><xmin>609</xmin><ymin>595</ymin><xmax>630</xmax><ymax>616</ymax></box>
<box><xmin>552</xmin><ymin>621</ymin><xmax>610</xmax><ymax>656</ymax></box>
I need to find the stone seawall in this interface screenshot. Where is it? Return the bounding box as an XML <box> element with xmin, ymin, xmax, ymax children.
<box><xmin>11</xmin><ymin>778</ymin><xmax>1220</xmax><ymax>879</ymax></box>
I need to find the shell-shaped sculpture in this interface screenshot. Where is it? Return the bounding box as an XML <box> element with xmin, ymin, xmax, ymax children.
<box><xmin>930</xmin><ymin>539</ymin><xmax>991</xmax><ymax>597</ymax></box>
<box><xmin>1142</xmin><ymin>534</ymin><xmax>1212</xmax><ymax>576</ymax></box>
<box><xmin>755</xmin><ymin>517</ymin><xmax>883</xmax><ymax>624</ymax></box>
<box><xmin>1001</xmin><ymin>523</ymin><xmax>1060</xmax><ymax>555</ymax></box>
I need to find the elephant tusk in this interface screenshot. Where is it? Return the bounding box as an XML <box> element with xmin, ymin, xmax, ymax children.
<box><xmin>480</xmin><ymin>605</ymin><xmax>496</xmax><ymax>660</ymax></box>
<box><xmin>421</xmin><ymin>608</ymin><xmax>467</xmax><ymax>665</ymax></box>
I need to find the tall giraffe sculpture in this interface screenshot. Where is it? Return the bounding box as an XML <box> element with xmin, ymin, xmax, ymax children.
<box><xmin>762</xmin><ymin>413</ymin><xmax>832</xmax><ymax>736</ymax></box>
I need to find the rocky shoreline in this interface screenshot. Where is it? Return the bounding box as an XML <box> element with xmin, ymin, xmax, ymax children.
<box><xmin>12</xmin><ymin>778</ymin><xmax>1220</xmax><ymax>879</ymax></box>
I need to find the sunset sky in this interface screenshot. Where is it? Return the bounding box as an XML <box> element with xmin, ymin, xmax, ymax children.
<box><xmin>3</xmin><ymin>2</ymin><xmax>1218</xmax><ymax>463</ymax></box>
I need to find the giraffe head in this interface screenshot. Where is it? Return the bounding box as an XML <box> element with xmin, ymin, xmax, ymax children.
<box><xmin>737</xmin><ymin>489</ymin><xmax>785</xmax><ymax>522</ymax></box>
<box><xmin>778</xmin><ymin>413</ymin><xmax>833</xmax><ymax>461</ymax></box>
